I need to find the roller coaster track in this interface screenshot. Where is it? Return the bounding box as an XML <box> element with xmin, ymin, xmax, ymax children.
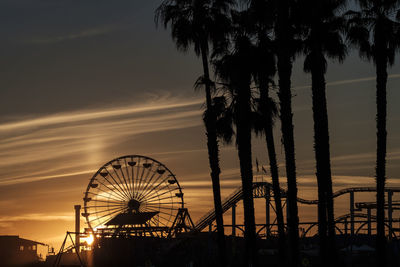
<box><xmin>194</xmin><ymin>182</ymin><xmax>400</xmax><ymax>231</ymax></box>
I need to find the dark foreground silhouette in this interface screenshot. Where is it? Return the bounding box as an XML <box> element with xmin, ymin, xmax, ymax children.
<box><xmin>21</xmin><ymin>233</ymin><xmax>399</xmax><ymax>267</ymax></box>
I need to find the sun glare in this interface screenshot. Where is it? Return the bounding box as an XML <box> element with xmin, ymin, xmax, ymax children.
<box><xmin>84</xmin><ymin>234</ymin><xmax>94</xmax><ymax>245</ymax></box>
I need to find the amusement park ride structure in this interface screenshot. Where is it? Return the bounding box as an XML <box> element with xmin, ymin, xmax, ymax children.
<box><xmin>54</xmin><ymin>155</ymin><xmax>400</xmax><ymax>265</ymax></box>
<box><xmin>81</xmin><ymin>155</ymin><xmax>194</xmax><ymax>239</ymax></box>
<box><xmin>194</xmin><ymin>182</ymin><xmax>400</xmax><ymax>238</ymax></box>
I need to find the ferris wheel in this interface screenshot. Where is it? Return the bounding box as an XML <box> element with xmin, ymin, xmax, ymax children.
<box><xmin>82</xmin><ymin>155</ymin><xmax>184</xmax><ymax>232</ymax></box>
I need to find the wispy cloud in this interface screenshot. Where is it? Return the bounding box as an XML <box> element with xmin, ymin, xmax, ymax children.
<box><xmin>294</xmin><ymin>73</ymin><xmax>400</xmax><ymax>90</ymax></box>
<box><xmin>0</xmin><ymin>96</ymin><xmax>202</xmax><ymax>132</ymax></box>
<box><xmin>0</xmin><ymin>95</ymin><xmax>204</xmax><ymax>186</ymax></box>
<box><xmin>0</xmin><ymin>213</ymin><xmax>73</xmax><ymax>222</ymax></box>
<box><xmin>0</xmin><ymin>170</ymin><xmax>95</xmax><ymax>187</ymax></box>
<box><xmin>27</xmin><ymin>25</ymin><xmax>119</xmax><ymax>44</ymax></box>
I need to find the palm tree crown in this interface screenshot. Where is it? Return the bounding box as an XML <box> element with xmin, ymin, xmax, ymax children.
<box><xmin>156</xmin><ymin>0</ymin><xmax>232</xmax><ymax>56</ymax></box>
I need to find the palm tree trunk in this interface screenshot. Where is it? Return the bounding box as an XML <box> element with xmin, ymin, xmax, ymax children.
<box><xmin>375</xmin><ymin>51</ymin><xmax>388</xmax><ymax>267</ymax></box>
<box><xmin>310</xmin><ymin>51</ymin><xmax>335</xmax><ymax>266</ymax></box>
<box><xmin>276</xmin><ymin>1</ymin><xmax>299</xmax><ymax>261</ymax></box>
<box><xmin>265</xmin><ymin>123</ymin><xmax>286</xmax><ymax>260</ymax></box>
<box><xmin>200</xmin><ymin>42</ymin><xmax>227</xmax><ymax>267</ymax></box>
<box><xmin>236</xmin><ymin>82</ymin><xmax>258</xmax><ymax>267</ymax></box>
<box><xmin>259</xmin><ymin>81</ymin><xmax>286</xmax><ymax>264</ymax></box>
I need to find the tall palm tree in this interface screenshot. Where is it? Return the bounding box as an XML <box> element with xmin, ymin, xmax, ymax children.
<box><xmin>300</xmin><ymin>0</ymin><xmax>347</xmax><ymax>265</ymax></box>
<box><xmin>274</xmin><ymin>0</ymin><xmax>301</xmax><ymax>265</ymax></box>
<box><xmin>253</xmin><ymin>76</ymin><xmax>287</xmax><ymax>266</ymax></box>
<box><xmin>214</xmin><ymin>31</ymin><xmax>259</xmax><ymax>267</ymax></box>
<box><xmin>346</xmin><ymin>1</ymin><xmax>400</xmax><ymax>266</ymax></box>
<box><xmin>247</xmin><ymin>1</ymin><xmax>287</xmax><ymax>262</ymax></box>
<box><xmin>155</xmin><ymin>1</ymin><xmax>232</xmax><ymax>266</ymax></box>
<box><xmin>230</xmin><ymin>3</ymin><xmax>286</xmax><ymax>264</ymax></box>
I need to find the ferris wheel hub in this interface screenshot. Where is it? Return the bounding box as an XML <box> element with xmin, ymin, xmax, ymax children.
<box><xmin>128</xmin><ymin>199</ymin><xmax>141</xmax><ymax>213</ymax></box>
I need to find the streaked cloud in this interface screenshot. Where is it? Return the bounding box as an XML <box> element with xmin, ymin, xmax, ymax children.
<box><xmin>0</xmin><ymin>213</ymin><xmax>74</xmax><ymax>222</ymax></box>
<box><xmin>0</xmin><ymin>96</ymin><xmax>202</xmax><ymax>132</ymax></box>
<box><xmin>27</xmin><ymin>25</ymin><xmax>119</xmax><ymax>44</ymax></box>
<box><xmin>0</xmin><ymin>95</ymin><xmax>203</xmax><ymax>186</ymax></box>
<box><xmin>294</xmin><ymin>73</ymin><xmax>400</xmax><ymax>90</ymax></box>
<box><xmin>0</xmin><ymin>170</ymin><xmax>94</xmax><ymax>187</ymax></box>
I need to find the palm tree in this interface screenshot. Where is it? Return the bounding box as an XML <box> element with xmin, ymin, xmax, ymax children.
<box><xmin>253</xmin><ymin>74</ymin><xmax>287</xmax><ymax>266</ymax></box>
<box><xmin>300</xmin><ymin>0</ymin><xmax>347</xmax><ymax>265</ymax></box>
<box><xmin>274</xmin><ymin>0</ymin><xmax>301</xmax><ymax>265</ymax></box>
<box><xmin>247</xmin><ymin>1</ymin><xmax>287</xmax><ymax>262</ymax></box>
<box><xmin>346</xmin><ymin>1</ymin><xmax>400</xmax><ymax>266</ymax></box>
<box><xmin>214</xmin><ymin>31</ymin><xmax>259</xmax><ymax>267</ymax></box>
<box><xmin>155</xmin><ymin>1</ymin><xmax>232</xmax><ymax>266</ymax></box>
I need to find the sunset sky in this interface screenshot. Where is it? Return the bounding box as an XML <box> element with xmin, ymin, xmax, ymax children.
<box><xmin>1</xmin><ymin>0</ymin><xmax>400</xmax><ymax>250</ymax></box>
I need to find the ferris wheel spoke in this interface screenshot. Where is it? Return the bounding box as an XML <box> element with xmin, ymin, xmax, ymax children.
<box><xmin>118</xmin><ymin>160</ymin><xmax>132</xmax><ymax>194</ymax></box>
<box><xmin>102</xmin><ymin>168</ymin><xmax>131</xmax><ymax>200</ymax></box>
<box><xmin>138</xmin><ymin>177</ymin><xmax>171</xmax><ymax>201</ymax></box>
<box><xmin>136</xmin><ymin>176</ymin><xmax>161</xmax><ymax>201</ymax></box>
<box><xmin>90</xmin><ymin>198</ymin><xmax>125</xmax><ymax>205</ymax></box>
<box><xmin>96</xmin><ymin>175</ymin><xmax>129</xmax><ymax>201</ymax></box>
<box><xmin>135</xmin><ymin>170</ymin><xmax>164</xmax><ymax>201</ymax></box>
<box><xmin>91</xmin><ymin>205</ymin><xmax>126</xmax><ymax>215</ymax></box>
<box><xmin>133</xmin><ymin>157</ymin><xmax>143</xmax><ymax>198</ymax></box>
<box><xmin>105</xmin><ymin>166</ymin><xmax>131</xmax><ymax>200</ymax></box>
<box><xmin>141</xmin><ymin>186</ymin><xmax>179</xmax><ymax>202</ymax></box>
<box><xmin>112</xmin><ymin>161</ymin><xmax>133</xmax><ymax>199</ymax></box>
<box><xmin>87</xmin><ymin>207</ymin><xmax>126</xmax><ymax>225</ymax></box>
<box><xmin>135</xmin><ymin>167</ymin><xmax>160</xmax><ymax>201</ymax></box>
<box><xmin>145</xmin><ymin>202</ymin><xmax>178</xmax><ymax>208</ymax></box>
<box><xmin>86</xmin><ymin>204</ymin><xmax>126</xmax><ymax>209</ymax></box>
<box><xmin>92</xmin><ymin>207</ymin><xmax>127</xmax><ymax>220</ymax></box>
<box><xmin>145</xmin><ymin>201</ymin><xmax>177</xmax><ymax>206</ymax></box>
<box><xmin>106</xmin><ymin>167</ymin><xmax>132</xmax><ymax>200</ymax></box>
<box><xmin>88</xmin><ymin>187</ymin><xmax>126</xmax><ymax>203</ymax></box>
<box><xmin>90</xmin><ymin>200</ymin><xmax>126</xmax><ymax>206</ymax></box>
<box><xmin>118</xmin><ymin>167</ymin><xmax>133</xmax><ymax>200</ymax></box>
<box><xmin>147</xmin><ymin>205</ymin><xmax>179</xmax><ymax>213</ymax></box>
<box><xmin>146</xmin><ymin>205</ymin><xmax>180</xmax><ymax>211</ymax></box>
<box><xmin>137</xmin><ymin>166</ymin><xmax>169</xmax><ymax>199</ymax></box>
<box><xmin>130</xmin><ymin>158</ymin><xmax>136</xmax><ymax>199</ymax></box>
<box><xmin>123</xmin><ymin>158</ymin><xmax>134</xmax><ymax>198</ymax></box>
<box><xmin>135</xmin><ymin>161</ymin><xmax>152</xmax><ymax>199</ymax></box>
<box><xmin>89</xmin><ymin>207</ymin><xmax>124</xmax><ymax>219</ymax></box>
<box><xmin>90</xmin><ymin>181</ymin><xmax>127</xmax><ymax>202</ymax></box>
<box><xmin>141</xmin><ymin>182</ymin><xmax>174</xmax><ymax>202</ymax></box>
<box><xmin>88</xmin><ymin>194</ymin><xmax>125</xmax><ymax>205</ymax></box>
<box><xmin>145</xmin><ymin>194</ymin><xmax>180</xmax><ymax>203</ymax></box>
<box><xmin>138</xmin><ymin>160</ymin><xmax>155</xmax><ymax>196</ymax></box>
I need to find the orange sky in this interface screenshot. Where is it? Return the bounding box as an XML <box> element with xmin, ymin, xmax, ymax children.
<box><xmin>1</xmin><ymin>0</ymin><xmax>400</xmax><ymax>252</ymax></box>
<box><xmin>0</xmin><ymin>89</ymin><xmax>400</xmax><ymax>250</ymax></box>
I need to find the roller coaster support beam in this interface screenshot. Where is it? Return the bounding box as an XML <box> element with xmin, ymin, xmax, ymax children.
<box><xmin>367</xmin><ymin>208</ymin><xmax>371</xmax><ymax>235</ymax></box>
<box><xmin>265</xmin><ymin>190</ymin><xmax>270</xmax><ymax>237</ymax></box>
<box><xmin>350</xmin><ymin>191</ymin><xmax>354</xmax><ymax>236</ymax></box>
<box><xmin>232</xmin><ymin>204</ymin><xmax>236</xmax><ymax>236</ymax></box>
<box><xmin>388</xmin><ymin>190</ymin><xmax>393</xmax><ymax>239</ymax></box>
